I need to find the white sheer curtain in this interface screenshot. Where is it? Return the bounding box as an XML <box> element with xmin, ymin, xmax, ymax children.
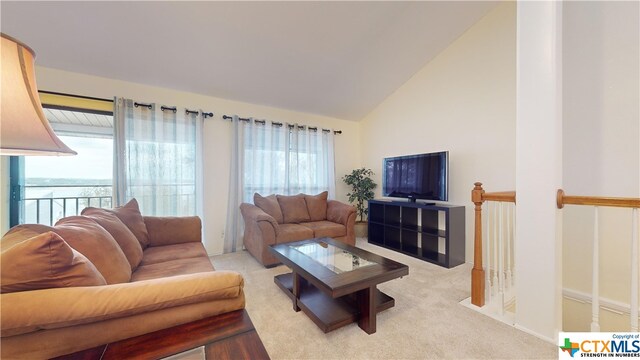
<box><xmin>113</xmin><ymin>98</ymin><xmax>203</xmax><ymax>217</ymax></box>
<box><xmin>289</xmin><ymin>124</ymin><xmax>336</xmax><ymax>199</ymax></box>
<box><xmin>224</xmin><ymin>118</ymin><xmax>336</xmax><ymax>253</ymax></box>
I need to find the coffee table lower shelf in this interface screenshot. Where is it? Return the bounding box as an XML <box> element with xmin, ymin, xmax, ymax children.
<box><xmin>274</xmin><ymin>273</ymin><xmax>395</xmax><ymax>333</ymax></box>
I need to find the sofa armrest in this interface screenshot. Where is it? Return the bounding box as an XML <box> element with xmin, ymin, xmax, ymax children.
<box><xmin>143</xmin><ymin>216</ymin><xmax>201</xmax><ymax>246</ymax></box>
<box><xmin>0</xmin><ymin>271</ymin><xmax>244</xmax><ymax>337</ymax></box>
<box><xmin>239</xmin><ymin>203</ymin><xmax>279</xmax><ymax>237</ymax></box>
<box><xmin>327</xmin><ymin>200</ymin><xmax>356</xmax><ymax>226</ymax></box>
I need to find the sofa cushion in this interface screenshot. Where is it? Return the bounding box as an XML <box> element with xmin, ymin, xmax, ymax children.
<box><xmin>254</xmin><ymin>194</ymin><xmax>284</xmax><ymax>224</ymax></box>
<box><xmin>304</xmin><ymin>191</ymin><xmax>328</xmax><ymax>221</ymax></box>
<box><xmin>131</xmin><ymin>257</ymin><xmax>214</xmax><ymax>282</ymax></box>
<box><xmin>81</xmin><ymin>209</ymin><xmax>143</xmax><ymax>270</ymax></box>
<box><xmin>1</xmin><ymin>230</ymin><xmax>106</xmax><ymax>293</ymax></box>
<box><xmin>140</xmin><ymin>242</ymin><xmax>208</xmax><ymax>266</ymax></box>
<box><xmin>143</xmin><ymin>216</ymin><xmax>202</xmax><ymax>246</ymax></box>
<box><xmin>83</xmin><ymin>199</ymin><xmax>150</xmax><ymax>248</ymax></box>
<box><xmin>277</xmin><ymin>223</ymin><xmax>314</xmax><ymax>244</ymax></box>
<box><xmin>1</xmin><ymin>224</ymin><xmax>51</xmax><ymax>250</ymax></box>
<box><xmin>299</xmin><ymin>221</ymin><xmax>347</xmax><ymax>239</ymax></box>
<box><xmin>277</xmin><ymin>194</ymin><xmax>311</xmax><ymax>223</ymax></box>
<box><xmin>54</xmin><ymin>216</ymin><xmax>132</xmax><ymax>284</ymax></box>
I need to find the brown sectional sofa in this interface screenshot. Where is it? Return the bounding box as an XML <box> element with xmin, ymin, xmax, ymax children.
<box><xmin>0</xmin><ymin>199</ymin><xmax>245</xmax><ymax>359</ymax></box>
<box><xmin>240</xmin><ymin>192</ymin><xmax>356</xmax><ymax>267</ymax></box>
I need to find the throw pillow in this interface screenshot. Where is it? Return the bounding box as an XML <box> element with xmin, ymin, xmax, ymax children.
<box><xmin>254</xmin><ymin>193</ymin><xmax>284</xmax><ymax>224</ymax></box>
<box><xmin>81</xmin><ymin>209</ymin><xmax>144</xmax><ymax>270</ymax></box>
<box><xmin>54</xmin><ymin>216</ymin><xmax>132</xmax><ymax>284</ymax></box>
<box><xmin>1</xmin><ymin>224</ymin><xmax>52</xmax><ymax>250</ymax></box>
<box><xmin>277</xmin><ymin>194</ymin><xmax>311</xmax><ymax>223</ymax></box>
<box><xmin>82</xmin><ymin>198</ymin><xmax>150</xmax><ymax>248</ymax></box>
<box><xmin>1</xmin><ymin>231</ymin><xmax>107</xmax><ymax>293</ymax></box>
<box><xmin>304</xmin><ymin>191</ymin><xmax>328</xmax><ymax>221</ymax></box>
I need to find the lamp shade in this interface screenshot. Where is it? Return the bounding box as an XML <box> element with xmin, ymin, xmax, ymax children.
<box><xmin>0</xmin><ymin>33</ymin><xmax>76</xmax><ymax>156</ymax></box>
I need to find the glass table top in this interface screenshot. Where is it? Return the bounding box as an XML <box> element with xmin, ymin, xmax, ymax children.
<box><xmin>289</xmin><ymin>241</ymin><xmax>376</xmax><ymax>274</ymax></box>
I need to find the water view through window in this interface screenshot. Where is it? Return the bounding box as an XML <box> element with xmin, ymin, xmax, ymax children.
<box><xmin>24</xmin><ymin>135</ymin><xmax>113</xmax><ymax>225</ymax></box>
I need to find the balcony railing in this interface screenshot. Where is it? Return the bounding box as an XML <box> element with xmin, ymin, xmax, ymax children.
<box><xmin>23</xmin><ymin>184</ymin><xmax>198</xmax><ymax>225</ymax></box>
<box><xmin>24</xmin><ymin>185</ymin><xmax>112</xmax><ymax>226</ymax></box>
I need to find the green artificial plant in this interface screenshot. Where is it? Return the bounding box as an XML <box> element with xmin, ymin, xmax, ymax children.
<box><xmin>342</xmin><ymin>168</ymin><xmax>377</xmax><ymax>222</ymax></box>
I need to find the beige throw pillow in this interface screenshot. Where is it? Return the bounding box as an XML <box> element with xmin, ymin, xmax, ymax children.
<box><xmin>1</xmin><ymin>224</ymin><xmax>52</xmax><ymax>250</ymax></box>
<box><xmin>1</xmin><ymin>231</ymin><xmax>106</xmax><ymax>293</ymax></box>
<box><xmin>277</xmin><ymin>194</ymin><xmax>311</xmax><ymax>224</ymax></box>
<box><xmin>54</xmin><ymin>216</ymin><xmax>132</xmax><ymax>284</ymax></box>
<box><xmin>83</xmin><ymin>199</ymin><xmax>150</xmax><ymax>248</ymax></box>
<box><xmin>254</xmin><ymin>194</ymin><xmax>284</xmax><ymax>224</ymax></box>
<box><xmin>305</xmin><ymin>191</ymin><xmax>328</xmax><ymax>221</ymax></box>
<box><xmin>81</xmin><ymin>209</ymin><xmax>144</xmax><ymax>270</ymax></box>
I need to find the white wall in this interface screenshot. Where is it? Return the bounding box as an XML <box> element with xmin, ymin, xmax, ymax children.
<box><xmin>562</xmin><ymin>1</ymin><xmax>640</xmax><ymax>331</ymax></box>
<box><xmin>2</xmin><ymin>67</ymin><xmax>360</xmax><ymax>255</ymax></box>
<box><xmin>359</xmin><ymin>3</ymin><xmax>516</xmax><ymax>263</ymax></box>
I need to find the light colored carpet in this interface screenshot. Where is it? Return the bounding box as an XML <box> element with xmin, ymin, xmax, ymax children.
<box><xmin>210</xmin><ymin>238</ymin><xmax>557</xmax><ymax>360</ymax></box>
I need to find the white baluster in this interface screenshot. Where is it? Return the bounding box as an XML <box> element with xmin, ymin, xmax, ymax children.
<box><xmin>591</xmin><ymin>206</ymin><xmax>600</xmax><ymax>332</ymax></box>
<box><xmin>492</xmin><ymin>203</ymin><xmax>499</xmax><ymax>298</ymax></box>
<box><xmin>485</xmin><ymin>202</ymin><xmax>492</xmax><ymax>304</ymax></box>
<box><xmin>498</xmin><ymin>202</ymin><xmax>505</xmax><ymax>315</ymax></box>
<box><xmin>511</xmin><ymin>204</ymin><xmax>516</xmax><ymax>288</ymax></box>
<box><xmin>631</xmin><ymin>208</ymin><xmax>638</xmax><ymax>332</ymax></box>
<box><xmin>506</xmin><ymin>202</ymin><xmax>513</xmax><ymax>291</ymax></box>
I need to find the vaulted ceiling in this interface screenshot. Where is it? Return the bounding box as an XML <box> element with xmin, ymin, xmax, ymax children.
<box><xmin>1</xmin><ymin>1</ymin><xmax>498</xmax><ymax>120</ymax></box>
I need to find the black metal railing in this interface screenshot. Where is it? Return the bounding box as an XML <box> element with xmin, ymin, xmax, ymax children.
<box><xmin>24</xmin><ymin>185</ymin><xmax>112</xmax><ymax>226</ymax></box>
<box><xmin>23</xmin><ymin>184</ymin><xmax>197</xmax><ymax>225</ymax></box>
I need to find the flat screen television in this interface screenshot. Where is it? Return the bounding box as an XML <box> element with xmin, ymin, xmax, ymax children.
<box><xmin>383</xmin><ymin>151</ymin><xmax>449</xmax><ymax>202</ymax></box>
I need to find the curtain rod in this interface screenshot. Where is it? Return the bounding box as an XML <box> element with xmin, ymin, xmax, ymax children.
<box><xmin>133</xmin><ymin>102</ymin><xmax>213</xmax><ymax>118</ymax></box>
<box><xmin>222</xmin><ymin>114</ymin><xmax>342</xmax><ymax>135</ymax></box>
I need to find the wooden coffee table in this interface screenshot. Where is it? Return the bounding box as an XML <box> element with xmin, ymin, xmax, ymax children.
<box><xmin>270</xmin><ymin>237</ymin><xmax>408</xmax><ymax>334</ymax></box>
<box><xmin>53</xmin><ymin>310</ymin><xmax>269</xmax><ymax>360</ymax></box>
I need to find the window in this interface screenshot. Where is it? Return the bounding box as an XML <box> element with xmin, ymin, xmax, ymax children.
<box><xmin>241</xmin><ymin>123</ymin><xmax>335</xmax><ymax>202</ymax></box>
<box><xmin>24</xmin><ymin>133</ymin><xmax>113</xmax><ymax>225</ymax></box>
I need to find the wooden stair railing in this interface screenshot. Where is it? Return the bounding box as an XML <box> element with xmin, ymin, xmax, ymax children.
<box><xmin>557</xmin><ymin>189</ymin><xmax>640</xmax><ymax>332</ymax></box>
<box><xmin>471</xmin><ymin>182</ymin><xmax>516</xmax><ymax>307</ymax></box>
<box><xmin>556</xmin><ymin>189</ymin><xmax>640</xmax><ymax>209</ymax></box>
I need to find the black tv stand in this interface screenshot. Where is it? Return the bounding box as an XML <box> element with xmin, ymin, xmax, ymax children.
<box><xmin>367</xmin><ymin>199</ymin><xmax>465</xmax><ymax>268</ymax></box>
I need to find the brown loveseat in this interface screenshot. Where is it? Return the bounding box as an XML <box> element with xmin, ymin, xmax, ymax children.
<box><xmin>240</xmin><ymin>192</ymin><xmax>356</xmax><ymax>267</ymax></box>
<box><xmin>0</xmin><ymin>199</ymin><xmax>245</xmax><ymax>359</ymax></box>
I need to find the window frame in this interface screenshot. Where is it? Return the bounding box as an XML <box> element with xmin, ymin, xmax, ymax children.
<box><xmin>9</xmin><ymin>91</ymin><xmax>115</xmax><ymax>227</ymax></box>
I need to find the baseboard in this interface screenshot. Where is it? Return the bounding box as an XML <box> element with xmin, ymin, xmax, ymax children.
<box><xmin>460</xmin><ymin>297</ymin><xmax>554</xmax><ymax>343</ymax></box>
<box><xmin>563</xmin><ymin>287</ymin><xmax>638</xmax><ymax>317</ymax></box>
<box><xmin>513</xmin><ymin>324</ymin><xmax>556</xmax><ymax>344</ymax></box>
<box><xmin>459</xmin><ymin>297</ymin><xmax>515</xmax><ymax>325</ymax></box>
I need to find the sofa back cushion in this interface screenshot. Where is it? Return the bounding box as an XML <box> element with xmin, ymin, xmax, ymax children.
<box><xmin>304</xmin><ymin>191</ymin><xmax>328</xmax><ymax>221</ymax></box>
<box><xmin>83</xmin><ymin>199</ymin><xmax>150</xmax><ymax>248</ymax></box>
<box><xmin>81</xmin><ymin>209</ymin><xmax>143</xmax><ymax>270</ymax></box>
<box><xmin>1</xmin><ymin>229</ymin><xmax>106</xmax><ymax>293</ymax></box>
<box><xmin>254</xmin><ymin>194</ymin><xmax>284</xmax><ymax>224</ymax></box>
<box><xmin>277</xmin><ymin>194</ymin><xmax>311</xmax><ymax>224</ymax></box>
<box><xmin>54</xmin><ymin>216</ymin><xmax>132</xmax><ymax>284</ymax></box>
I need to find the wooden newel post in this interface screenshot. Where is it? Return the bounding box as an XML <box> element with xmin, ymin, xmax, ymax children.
<box><xmin>471</xmin><ymin>182</ymin><xmax>485</xmax><ymax>307</ymax></box>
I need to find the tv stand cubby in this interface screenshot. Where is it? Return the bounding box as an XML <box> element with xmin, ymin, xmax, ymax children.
<box><xmin>367</xmin><ymin>199</ymin><xmax>465</xmax><ymax>268</ymax></box>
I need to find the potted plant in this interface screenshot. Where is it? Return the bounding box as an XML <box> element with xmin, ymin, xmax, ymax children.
<box><xmin>342</xmin><ymin>168</ymin><xmax>377</xmax><ymax>238</ymax></box>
